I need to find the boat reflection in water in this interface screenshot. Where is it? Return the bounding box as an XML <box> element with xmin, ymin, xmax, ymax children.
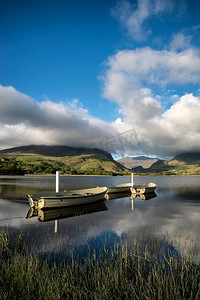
<box><xmin>26</xmin><ymin>200</ymin><xmax>108</xmax><ymax>222</ymax></box>
<box><xmin>131</xmin><ymin>192</ymin><xmax>157</xmax><ymax>201</ymax></box>
<box><xmin>130</xmin><ymin>192</ymin><xmax>157</xmax><ymax>211</ymax></box>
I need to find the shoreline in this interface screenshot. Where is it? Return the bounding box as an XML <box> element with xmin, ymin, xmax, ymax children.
<box><xmin>0</xmin><ymin>173</ymin><xmax>200</xmax><ymax>178</ymax></box>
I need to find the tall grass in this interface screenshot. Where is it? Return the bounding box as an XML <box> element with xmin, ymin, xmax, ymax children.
<box><xmin>0</xmin><ymin>230</ymin><xmax>200</xmax><ymax>299</ymax></box>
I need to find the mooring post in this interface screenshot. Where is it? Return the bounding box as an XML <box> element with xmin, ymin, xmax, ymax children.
<box><xmin>54</xmin><ymin>220</ymin><xmax>58</xmax><ymax>233</ymax></box>
<box><xmin>55</xmin><ymin>171</ymin><xmax>60</xmax><ymax>233</ymax></box>
<box><xmin>131</xmin><ymin>173</ymin><xmax>134</xmax><ymax>187</ymax></box>
<box><xmin>56</xmin><ymin>171</ymin><xmax>60</xmax><ymax>193</ymax></box>
<box><xmin>131</xmin><ymin>198</ymin><xmax>134</xmax><ymax>211</ymax></box>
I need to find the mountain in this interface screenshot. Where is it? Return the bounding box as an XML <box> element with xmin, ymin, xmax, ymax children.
<box><xmin>1</xmin><ymin>146</ymin><xmax>200</xmax><ymax>176</ymax></box>
<box><xmin>0</xmin><ymin>145</ymin><xmax>127</xmax><ymax>175</ymax></box>
<box><xmin>117</xmin><ymin>156</ymin><xmax>158</xmax><ymax>169</ymax></box>
<box><xmin>132</xmin><ymin>156</ymin><xmax>157</xmax><ymax>161</ymax></box>
<box><xmin>133</xmin><ymin>152</ymin><xmax>200</xmax><ymax>175</ymax></box>
<box><xmin>170</xmin><ymin>152</ymin><xmax>200</xmax><ymax>164</ymax></box>
<box><xmin>0</xmin><ymin>145</ymin><xmax>113</xmax><ymax>159</ymax></box>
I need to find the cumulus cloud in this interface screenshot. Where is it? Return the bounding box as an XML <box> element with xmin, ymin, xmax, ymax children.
<box><xmin>0</xmin><ymin>85</ymin><xmax>118</xmax><ymax>151</ymax></box>
<box><xmin>1</xmin><ymin>46</ymin><xmax>200</xmax><ymax>158</ymax></box>
<box><xmin>112</xmin><ymin>0</ymin><xmax>181</xmax><ymax>41</ymax></box>
<box><xmin>1</xmin><ymin>45</ymin><xmax>200</xmax><ymax>158</ymax></box>
<box><xmin>104</xmin><ymin>47</ymin><xmax>200</xmax><ymax>90</ymax></box>
<box><xmin>138</xmin><ymin>94</ymin><xmax>200</xmax><ymax>156</ymax></box>
<box><xmin>170</xmin><ymin>32</ymin><xmax>192</xmax><ymax>51</ymax></box>
<box><xmin>102</xmin><ymin>47</ymin><xmax>200</xmax><ymax>157</ymax></box>
<box><xmin>108</xmin><ymin>0</ymin><xmax>200</xmax><ymax>157</ymax></box>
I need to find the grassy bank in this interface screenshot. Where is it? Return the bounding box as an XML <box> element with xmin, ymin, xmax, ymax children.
<box><xmin>0</xmin><ymin>151</ymin><xmax>127</xmax><ymax>176</ymax></box>
<box><xmin>0</xmin><ymin>230</ymin><xmax>200</xmax><ymax>299</ymax></box>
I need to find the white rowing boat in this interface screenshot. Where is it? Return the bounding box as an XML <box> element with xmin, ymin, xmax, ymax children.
<box><xmin>130</xmin><ymin>182</ymin><xmax>157</xmax><ymax>194</ymax></box>
<box><xmin>27</xmin><ymin>186</ymin><xmax>108</xmax><ymax>209</ymax></box>
<box><xmin>26</xmin><ymin>200</ymin><xmax>108</xmax><ymax>221</ymax></box>
<box><xmin>107</xmin><ymin>183</ymin><xmax>131</xmax><ymax>194</ymax></box>
<box><xmin>105</xmin><ymin>191</ymin><xmax>130</xmax><ymax>200</ymax></box>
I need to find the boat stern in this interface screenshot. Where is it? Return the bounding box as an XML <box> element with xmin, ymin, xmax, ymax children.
<box><xmin>26</xmin><ymin>194</ymin><xmax>38</xmax><ymax>208</ymax></box>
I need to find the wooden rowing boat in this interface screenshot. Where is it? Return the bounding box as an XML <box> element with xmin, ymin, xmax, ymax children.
<box><xmin>107</xmin><ymin>183</ymin><xmax>131</xmax><ymax>194</ymax></box>
<box><xmin>130</xmin><ymin>182</ymin><xmax>157</xmax><ymax>194</ymax></box>
<box><xmin>26</xmin><ymin>200</ymin><xmax>108</xmax><ymax>221</ymax></box>
<box><xmin>27</xmin><ymin>186</ymin><xmax>108</xmax><ymax>209</ymax></box>
<box><xmin>105</xmin><ymin>191</ymin><xmax>130</xmax><ymax>200</ymax></box>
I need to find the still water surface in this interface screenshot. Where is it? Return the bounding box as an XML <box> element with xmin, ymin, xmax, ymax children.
<box><xmin>0</xmin><ymin>175</ymin><xmax>200</xmax><ymax>259</ymax></box>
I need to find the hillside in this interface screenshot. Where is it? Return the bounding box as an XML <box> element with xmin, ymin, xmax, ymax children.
<box><xmin>133</xmin><ymin>153</ymin><xmax>200</xmax><ymax>175</ymax></box>
<box><xmin>117</xmin><ymin>156</ymin><xmax>158</xmax><ymax>169</ymax></box>
<box><xmin>0</xmin><ymin>145</ymin><xmax>127</xmax><ymax>175</ymax></box>
<box><xmin>0</xmin><ymin>145</ymin><xmax>113</xmax><ymax>159</ymax></box>
<box><xmin>1</xmin><ymin>146</ymin><xmax>200</xmax><ymax>176</ymax></box>
<box><xmin>167</xmin><ymin>152</ymin><xmax>200</xmax><ymax>175</ymax></box>
<box><xmin>170</xmin><ymin>153</ymin><xmax>200</xmax><ymax>164</ymax></box>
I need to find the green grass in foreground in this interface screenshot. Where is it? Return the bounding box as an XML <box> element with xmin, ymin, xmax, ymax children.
<box><xmin>0</xmin><ymin>230</ymin><xmax>200</xmax><ymax>299</ymax></box>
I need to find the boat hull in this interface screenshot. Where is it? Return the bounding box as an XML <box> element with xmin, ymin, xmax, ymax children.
<box><xmin>105</xmin><ymin>191</ymin><xmax>130</xmax><ymax>200</ymax></box>
<box><xmin>107</xmin><ymin>183</ymin><xmax>131</xmax><ymax>194</ymax></box>
<box><xmin>130</xmin><ymin>183</ymin><xmax>157</xmax><ymax>194</ymax></box>
<box><xmin>27</xmin><ymin>187</ymin><xmax>108</xmax><ymax>209</ymax></box>
<box><xmin>37</xmin><ymin>200</ymin><xmax>108</xmax><ymax>222</ymax></box>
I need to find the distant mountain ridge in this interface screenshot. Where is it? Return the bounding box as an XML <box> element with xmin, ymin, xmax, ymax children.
<box><xmin>117</xmin><ymin>156</ymin><xmax>158</xmax><ymax>169</ymax></box>
<box><xmin>0</xmin><ymin>145</ymin><xmax>113</xmax><ymax>159</ymax></box>
<box><xmin>132</xmin><ymin>156</ymin><xmax>157</xmax><ymax>161</ymax></box>
<box><xmin>171</xmin><ymin>152</ymin><xmax>200</xmax><ymax>164</ymax></box>
<box><xmin>132</xmin><ymin>152</ymin><xmax>200</xmax><ymax>175</ymax></box>
<box><xmin>1</xmin><ymin>146</ymin><xmax>200</xmax><ymax>175</ymax></box>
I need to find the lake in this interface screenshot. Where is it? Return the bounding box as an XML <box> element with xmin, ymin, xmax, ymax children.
<box><xmin>0</xmin><ymin>175</ymin><xmax>200</xmax><ymax>260</ymax></box>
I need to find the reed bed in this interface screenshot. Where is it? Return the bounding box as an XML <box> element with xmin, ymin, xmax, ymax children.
<box><xmin>0</xmin><ymin>229</ymin><xmax>200</xmax><ymax>300</ymax></box>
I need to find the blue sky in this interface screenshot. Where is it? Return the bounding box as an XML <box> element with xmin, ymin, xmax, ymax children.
<box><xmin>0</xmin><ymin>0</ymin><xmax>200</xmax><ymax>158</ymax></box>
<box><xmin>0</xmin><ymin>0</ymin><xmax>120</xmax><ymax>121</ymax></box>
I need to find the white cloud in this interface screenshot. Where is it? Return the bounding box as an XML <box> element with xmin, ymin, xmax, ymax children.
<box><xmin>0</xmin><ymin>85</ymin><xmax>118</xmax><ymax>151</ymax></box>
<box><xmin>112</xmin><ymin>0</ymin><xmax>180</xmax><ymax>41</ymax></box>
<box><xmin>140</xmin><ymin>94</ymin><xmax>200</xmax><ymax>156</ymax></box>
<box><xmin>163</xmin><ymin>94</ymin><xmax>200</xmax><ymax>131</ymax></box>
<box><xmin>104</xmin><ymin>48</ymin><xmax>200</xmax><ymax>91</ymax></box>
<box><xmin>102</xmin><ymin>47</ymin><xmax>200</xmax><ymax>157</ymax></box>
<box><xmin>0</xmin><ymin>85</ymin><xmax>40</xmax><ymax>125</ymax></box>
<box><xmin>1</xmin><ymin>44</ymin><xmax>200</xmax><ymax>158</ymax></box>
<box><xmin>170</xmin><ymin>32</ymin><xmax>192</xmax><ymax>51</ymax></box>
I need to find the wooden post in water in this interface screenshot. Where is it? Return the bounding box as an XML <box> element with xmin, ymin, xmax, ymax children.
<box><xmin>131</xmin><ymin>198</ymin><xmax>134</xmax><ymax>211</ymax></box>
<box><xmin>56</xmin><ymin>171</ymin><xmax>60</xmax><ymax>193</ymax></box>
<box><xmin>131</xmin><ymin>173</ymin><xmax>134</xmax><ymax>187</ymax></box>
<box><xmin>54</xmin><ymin>171</ymin><xmax>60</xmax><ymax>233</ymax></box>
<box><xmin>54</xmin><ymin>220</ymin><xmax>58</xmax><ymax>233</ymax></box>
